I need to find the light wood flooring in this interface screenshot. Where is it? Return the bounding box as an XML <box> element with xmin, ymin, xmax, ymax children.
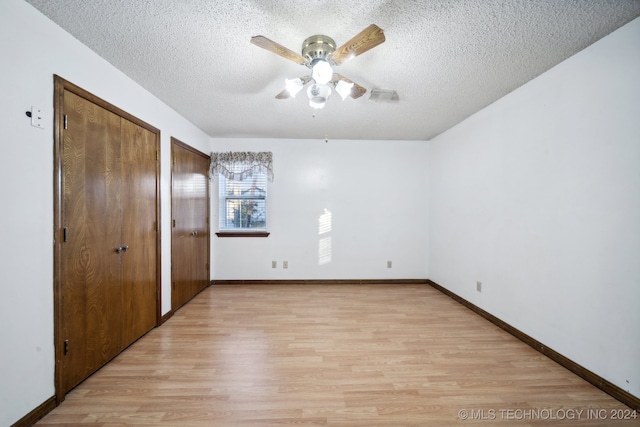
<box><xmin>37</xmin><ymin>284</ymin><xmax>639</xmax><ymax>426</ymax></box>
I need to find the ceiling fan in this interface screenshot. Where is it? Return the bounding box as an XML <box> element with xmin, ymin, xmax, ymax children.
<box><xmin>250</xmin><ymin>24</ymin><xmax>385</xmax><ymax>109</ymax></box>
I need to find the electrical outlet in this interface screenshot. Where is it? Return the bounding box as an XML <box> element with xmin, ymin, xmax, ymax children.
<box><xmin>476</xmin><ymin>281</ymin><xmax>482</xmax><ymax>292</ymax></box>
<box><xmin>387</xmin><ymin>260</ymin><xmax>392</xmax><ymax>268</ymax></box>
<box><xmin>283</xmin><ymin>261</ymin><xmax>288</xmax><ymax>269</ymax></box>
<box><xmin>272</xmin><ymin>261</ymin><xmax>277</xmax><ymax>268</ymax></box>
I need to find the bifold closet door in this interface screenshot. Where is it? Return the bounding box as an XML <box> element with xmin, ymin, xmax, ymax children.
<box><xmin>59</xmin><ymin>89</ymin><xmax>158</xmax><ymax>395</ymax></box>
<box><xmin>171</xmin><ymin>140</ymin><xmax>210</xmax><ymax>311</ymax></box>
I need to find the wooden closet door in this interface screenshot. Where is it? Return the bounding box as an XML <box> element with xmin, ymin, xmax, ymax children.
<box><xmin>55</xmin><ymin>77</ymin><xmax>161</xmax><ymax>400</ymax></box>
<box><xmin>171</xmin><ymin>140</ymin><xmax>210</xmax><ymax>311</ymax></box>
<box><xmin>120</xmin><ymin>119</ymin><xmax>158</xmax><ymax>346</ymax></box>
<box><xmin>60</xmin><ymin>90</ymin><xmax>124</xmax><ymax>392</ymax></box>
<box><xmin>191</xmin><ymin>152</ymin><xmax>210</xmax><ymax>295</ymax></box>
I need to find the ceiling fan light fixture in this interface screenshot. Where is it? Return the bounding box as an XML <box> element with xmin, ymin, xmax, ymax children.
<box><xmin>307</xmin><ymin>83</ymin><xmax>331</xmax><ymax>109</ymax></box>
<box><xmin>335</xmin><ymin>80</ymin><xmax>354</xmax><ymax>100</ymax></box>
<box><xmin>284</xmin><ymin>77</ymin><xmax>304</xmax><ymax>98</ymax></box>
<box><xmin>251</xmin><ymin>25</ymin><xmax>387</xmax><ymax>109</ymax></box>
<box><xmin>311</xmin><ymin>59</ymin><xmax>333</xmax><ymax>85</ymax></box>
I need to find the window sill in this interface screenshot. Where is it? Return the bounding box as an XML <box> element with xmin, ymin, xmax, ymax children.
<box><xmin>215</xmin><ymin>231</ymin><xmax>270</xmax><ymax>238</ymax></box>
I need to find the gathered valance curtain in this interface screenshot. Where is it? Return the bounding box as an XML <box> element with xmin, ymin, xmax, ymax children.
<box><xmin>209</xmin><ymin>151</ymin><xmax>274</xmax><ymax>182</ymax></box>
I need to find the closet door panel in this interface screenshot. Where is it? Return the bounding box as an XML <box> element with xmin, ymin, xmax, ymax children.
<box><xmin>120</xmin><ymin>119</ymin><xmax>158</xmax><ymax>346</ymax></box>
<box><xmin>191</xmin><ymin>153</ymin><xmax>210</xmax><ymax>296</ymax></box>
<box><xmin>171</xmin><ymin>143</ymin><xmax>196</xmax><ymax>310</ymax></box>
<box><xmin>61</xmin><ymin>90</ymin><xmax>123</xmax><ymax>391</ymax></box>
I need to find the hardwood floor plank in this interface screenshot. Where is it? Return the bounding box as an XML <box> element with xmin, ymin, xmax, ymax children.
<box><xmin>37</xmin><ymin>284</ymin><xmax>639</xmax><ymax>426</ymax></box>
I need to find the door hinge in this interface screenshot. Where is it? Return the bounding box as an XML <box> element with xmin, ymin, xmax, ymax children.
<box><xmin>63</xmin><ymin>115</ymin><xmax>68</xmax><ymax>130</ymax></box>
<box><xmin>206</xmin><ymin>263</ymin><xmax>210</xmax><ymax>270</ymax></box>
<box><xmin>156</xmin><ymin>151</ymin><xmax>158</xmax><ymax>161</ymax></box>
<box><xmin>172</xmin><ymin>219</ymin><xmax>176</xmax><ymax>228</ymax></box>
<box><xmin>63</xmin><ymin>227</ymin><xmax>68</xmax><ymax>242</ymax></box>
<box><xmin>63</xmin><ymin>339</ymin><xmax>69</xmax><ymax>355</ymax></box>
<box><xmin>153</xmin><ymin>221</ymin><xmax>157</xmax><ymax>231</ymax></box>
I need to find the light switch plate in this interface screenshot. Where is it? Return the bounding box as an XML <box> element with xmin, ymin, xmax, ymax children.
<box><xmin>30</xmin><ymin>106</ymin><xmax>45</xmax><ymax>129</ymax></box>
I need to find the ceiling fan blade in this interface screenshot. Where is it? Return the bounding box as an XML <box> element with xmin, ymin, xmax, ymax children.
<box><xmin>251</xmin><ymin>35</ymin><xmax>307</xmax><ymax>65</ymax></box>
<box><xmin>328</xmin><ymin>24</ymin><xmax>385</xmax><ymax>66</ymax></box>
<box><xmin>275</xmin><ymin>76</ymin><xmax>312</xmax><ymax>99</ymax></box>
<box><xmin>332</xmin><ymin>74</ymin><xmax>367</xmax><ymax>99</ymax></box>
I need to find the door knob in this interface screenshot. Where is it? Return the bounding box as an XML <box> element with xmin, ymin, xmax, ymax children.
<box><xmin>191</xmin><ymin>231</ymin><xmax>198</xmax><ymax>236</ymax></box>
<box><xmin>122</xmin><ymin>245</ymin><xmax>129</xmax><ymax>252</ymax></box>
<box><xmin>115</xmin><ymin>246</ymin><xmax>122</xmax><ymax>253</ymax></box>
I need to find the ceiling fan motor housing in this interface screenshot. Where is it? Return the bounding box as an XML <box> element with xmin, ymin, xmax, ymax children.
<box><xmin>302</xmin><ymin>35</ymin><xmax>336</xmax><ymax>65</ymax></box>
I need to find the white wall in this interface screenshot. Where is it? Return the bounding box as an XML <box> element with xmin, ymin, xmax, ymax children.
<box><xmin>428</xmin><ymin>17</ymin><xmax>640</xmax><ymax>398</ymax></box>
<box><xmin>0</xmin><ymin>1</ymin><xmax>210</xmax><ymax>425</ymax></box>
<box><xmin>210</xmin><ymin>138</ymin><xmax>429</xmax><ymax>281</ymax></box>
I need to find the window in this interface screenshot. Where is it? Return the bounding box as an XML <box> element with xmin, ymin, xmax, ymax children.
<box><xmin>218</xmin><ymin>168</ymin><xmax>267</xmax><ymax>231</ymax></box>
<box><xmin>210</xmin><ymin>151</ymin><xmax>273</xmax><ymax>237</ymax></box>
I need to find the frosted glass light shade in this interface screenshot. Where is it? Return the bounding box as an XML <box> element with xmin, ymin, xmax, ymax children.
<box><xmin>307</xmin><ymin>83</ymin><xmax>331</xmax><ymax>109</ymax></box>
<box><xmin>311</xmin><ymin>60</ymin><xmax>333</xmax><ymax>85</ymax></box>
<box><xmin>335</xmin><ymin>80</ymin><xmax>354</xmax><ymax>100</ymax></box>
<box><xmin>285</xmin><ymin>78</ymin><xmax>303</xmax><ymax>98</ymax></box>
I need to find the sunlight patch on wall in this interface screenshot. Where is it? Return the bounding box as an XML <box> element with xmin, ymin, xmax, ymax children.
<box><xmin>318</xmin><ymin>209</ymin><xmax>332</xmax><ymax>265</ymax></box>
<box><xmin>319</xmin><ymin>237</ymin><xmax>332</xmax><ymax>266</ymax></box>
<box><xmin>318</xmin><ymin>208</ymin><xmax>332</xmax><ymax>235</ymax></box>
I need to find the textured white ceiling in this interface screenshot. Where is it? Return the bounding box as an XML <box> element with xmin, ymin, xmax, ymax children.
<box><xmin>25</xmin><ymin>0</ymin><xmax>640</xmax><ymax>141</ymax></box>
